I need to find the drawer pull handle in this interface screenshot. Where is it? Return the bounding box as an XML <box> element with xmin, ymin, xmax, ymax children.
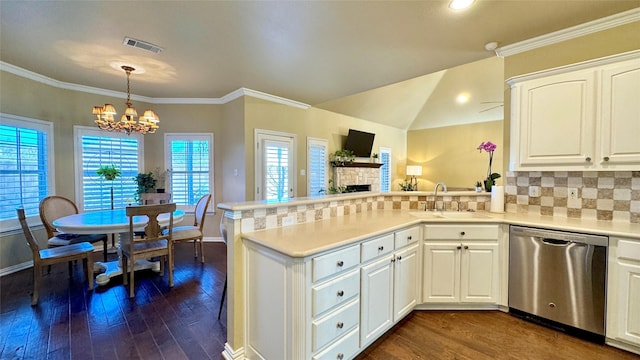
<box><xmin>464</xmin><ymin>245</ymin><xmax>469</xmax><ymax>250</ymax></box>
<box><xmin>336</xmin><ymin>260</ymin><xmax>344</xmax><ymax>267</ymax></box>
<box><xmin>460</xmin><ymin>231</ymin><xmax>466</xmax><ymax>236</ymax></box>
<box><xmin>337</xmin><ymin>353</ymin><xmax>344</xmax><ymax>360</ymax></box>
<box><xmin>336</xmin><ymin>322</ymin><xmax>344</xmax><ymax>329</ymax></box>
<box><xmin>378</xmin><ymin>246</ymin><xmax>384</xmax><ymax>251</ymax></box>
<box><xmin>407</xmin><ymin>236</ymin><xmax>412</xmax><ymax>240</ymax></box>
<box><xmin>337</xmin><ymin>290</ymin><xmax>344</xmax><ymax>297</ymax></box>
<box><xmin>457</xmin><ymin>245</ymin><xmax>462</xmax><ymax>250</ymax></box>
<box><xmin>603</xmin><ymin>156</ymin><xmax>610</xmax><ymax>162</ymax></box>
<box><xmin>397</xmin><ymin>255</ymin><xmax>402</xmax><ymax>261</ymax></box>
<box><xmin>585</xmin><ymin>156</ymin><xmax>592</xmax><ymax>162</ymax></box>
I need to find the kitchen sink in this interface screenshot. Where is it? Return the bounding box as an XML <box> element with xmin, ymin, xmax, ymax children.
<box><xmin>408</xmin><ymin>211</ymin><xmax>491</xmax><ymax>219</ymax></box>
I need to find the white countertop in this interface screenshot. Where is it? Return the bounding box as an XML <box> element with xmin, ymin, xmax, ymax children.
<box><xmin>242</xmin><ymin>210</ymin><xmax>640</xmax><ymax>258</ymax></box>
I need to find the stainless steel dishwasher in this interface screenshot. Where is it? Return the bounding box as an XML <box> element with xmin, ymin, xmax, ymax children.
<box><xmin>509</xmin><ymin>226</ymin><xmax>608</xmax><ymax>341</ymax></box>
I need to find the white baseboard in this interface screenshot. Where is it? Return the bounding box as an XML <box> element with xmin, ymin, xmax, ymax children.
<box><xmin>203</xmin><ymin>237</ymin><xmax>225</xmax><ymax>243</ymax></box>
<box><xmin>222</xmin><ymin>342</ymin><xmax>244</xmax><ymax>360</ymax></box>
<box><xmin>0</xmin><ymin>260</ymin><xmax>33</xmax><ymax>277</ymax></box>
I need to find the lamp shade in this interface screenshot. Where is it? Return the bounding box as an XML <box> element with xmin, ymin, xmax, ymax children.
<box><xmin>406</xmin><ymin>165</ymin><xmax>422</xmax><ymax>176</ymax></box>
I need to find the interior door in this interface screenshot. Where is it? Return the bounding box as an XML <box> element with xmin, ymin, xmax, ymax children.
<box><xmin>255</xmin><ymin>130</ymin><xmax>296</xmax><ymax>201</ymax></box>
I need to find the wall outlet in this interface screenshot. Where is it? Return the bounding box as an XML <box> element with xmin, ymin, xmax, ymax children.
<box><xmin>529</xmin><ymin>186</ymin><xmax>540</xmax><ymax>197</ymax></box>
<box><xmin>568</xmin><ymin>188</ymin><xmax>579</xmax><ymax>200</ymax></box>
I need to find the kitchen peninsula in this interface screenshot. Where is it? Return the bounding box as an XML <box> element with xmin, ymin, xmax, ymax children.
<box><xmin>217</xmin><ymin>192</ymin><xmax>640</xmax><ymax>360</ymax></box>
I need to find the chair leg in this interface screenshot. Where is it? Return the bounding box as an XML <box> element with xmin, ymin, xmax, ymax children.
<box><xmin>102</xmin><ymin>238</ymin><xmax>108</xmax><ymax>262</ymax></box>
<box><xmin>122</xmin><ymin>256</ymin><xmax>128</xmax><ymax>285</ymax></box>
<box><xmin>217</xmin><ymin>276</ymin><xmax>227</xmax><ymax>320</ymax></box>
<box><xmin>68</xmin><ymin>261</ymin><xmax>73</xmax><ymax>277</ymax></box>
<box><xmin>32</xmin><ymin>265</ymin><xmax>41</xmax><ymax>306</ymax></box>
<box><xmin>85</xmin><ymin>256</ymin><xmax>94</xmax><ymax>291</ymax></box>
<box><xmin>199</xmin><ymin>239</ymin><xmax>204</xmax><ymax>263</ymax></box>
<box><xmin>193</xmin><ymin>240</ymin><xmax>197</xmax><ymax>258</ymax></box>
<box><xmin>129</xmin><ymin>260</ymin><xmax>135</xmax><ymax>298</ymax></box>
<box><xmin>47</xmin><ymin>265</ymin><xmax>52</xmax><ymax>274</ymax></box>
<box><xmin>168</xmin><ymin>250</ymin><xmax>174</xmax><ymax>288</ymax></box>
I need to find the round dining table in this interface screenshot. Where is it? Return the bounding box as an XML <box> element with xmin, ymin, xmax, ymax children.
<box><xmin>53</xmin><ymin>208</ymin><xmax>185</xmax><ymax>286</ymax></box>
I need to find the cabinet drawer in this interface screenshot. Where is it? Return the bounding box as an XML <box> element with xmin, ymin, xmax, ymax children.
<box><xmin>312</xmin><ymin>327</ymin><xmax>359</xmax><ymax>360</ymax></box>
<box><xmin>312</xmin><ymin>300</ymin><xmax>359</xmax><ymax>352</ymax></box>
<box><xmin>617</xmin><ymin>240</ymin><xmax>640</xmax><ymax>262</ymax></box>
<box><xmin>313</xmin><ymin>244</ymin><xmax>360</xmax><ymax>283</ymax></box>
<box><xmin>424</xmin><ymin>224</ymin><xmax>498</xmax><ymax>240</ymax></box>
<box><xmin>361</xmin><ymin>233</ymin><xmax>394</xmax><ymax>263</ymax></box>
<box><xmin>395</xmin><ymin>226</ymin><xmax>420</xmax><ymax>249</ymax></box>
<box><xmin>312</xmin><ymin>269</ymin><xmax>360</xmax><ymax>317</ymax></box>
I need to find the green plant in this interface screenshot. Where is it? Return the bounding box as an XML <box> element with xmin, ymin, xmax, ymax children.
<box><xmin>475</xmin><ymin>180</ymin><xmax>482</xmax><ymax>187</ymax></box>
<box><xmin>96</xmin><ymin>165</ymin><xmax>121</xmax><ymax>181</ymax></box>
<box><xmin>134</xmin><ymin>172</ymin><xmax>156</xmax><ymax>203</ymax></box>
<box><xmin>372</xmin><ymin>153</ymin><xmax>378</xmax><ymax>159</ymax></box>
<box><xmin>319</xmin><ymin>179</ymin><xmax>353</xmax><ymax>194</ymax></box>
<box><xmin>399</xmin><ymin>178</ymin><xmax>417</xmax><ymax>191</ymax></box>
<box><xmin>330</xmin><ymin>149</ymin><xmax>355</xmax><ymax>166</ymax></box>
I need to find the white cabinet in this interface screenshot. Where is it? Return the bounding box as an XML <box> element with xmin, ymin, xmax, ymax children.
<box><xmin>606</xmin><ymin>237</ymin><xmax>640</xmax><ymax>355</ymax></box>
<box><xmin>600</xmin><ymin>61</ymin><xmax>640</xmax><ymax>166</ymax></box>
<box><xmin>509</xmin><ymin>53</ymin><xmax>640</xmax><ymax>171</ymax></box>
<box><xmin>360</xmin><ymin>226</ymin><xmax>420</xmax><ymax>347</ymax></box>
<box><xmin>422</xmin><ymin>224</ymin><xmax>499</xmax><ymax>304</ymax></box>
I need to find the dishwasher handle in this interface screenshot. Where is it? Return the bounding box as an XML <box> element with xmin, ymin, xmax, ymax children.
<box><xmin>541</xmin><ymin>238</ymin><xmax>571</xmax><ymax>246</ymax></box>
<box><xmin>511</xmin><ymin>226</ymin><xmax>608</xmax><ymax>247</ymax></box>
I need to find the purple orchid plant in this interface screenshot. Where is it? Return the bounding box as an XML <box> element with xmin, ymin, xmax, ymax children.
<box><xmin>477</xmin><ymin>141</ymin><xmax>501</xmax><ymax>191</ymax></box>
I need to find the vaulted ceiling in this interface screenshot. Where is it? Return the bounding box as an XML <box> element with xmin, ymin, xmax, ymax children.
<box><xmin>1</xmin><ymin>1</ymin><xmax>638</xmax><ymax>129</ymax></box>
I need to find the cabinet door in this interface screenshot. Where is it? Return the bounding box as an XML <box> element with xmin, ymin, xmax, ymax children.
<box><xmin>422</xmin><ymin>243</ymin><xmax>459</xmax><ymax>303</ymax></box>
<box><xmin>393</xmin><ymin>244</ymin><xmax>419</xmax><ymax>321</ymax></box>
<box><xmin>614</xmin><ymin>262</ymin><xmax>640</xmax><ymax>345</ymax></box>
<box><xmin>360</xmin><ymin>254</ymin><xmax>394</xmax><ymax>346</ymax></box>
<box><xmin>460</xmin><ymin>243</ymin><xmax>499</xmax><ymax>303</ymax></box>
<box><xmin>516</xmin><ymin>70</ymin><xmax>596</xmax><ymax>167</ymax></box>
<box><xmin>600</xmin><ymin>60</ymin><xmax>640</xmax><ymax>167</ymax></box>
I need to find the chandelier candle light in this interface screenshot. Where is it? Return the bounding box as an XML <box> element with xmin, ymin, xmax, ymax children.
<box><xmin>92</xmin><ymin>66</ymin><xmax>159</xmax><ymax>135</ymax></box>
<box><xmin>477</xmin><ymin>141</ymin><xmax>501</xmax><ymax>192</ymax></box>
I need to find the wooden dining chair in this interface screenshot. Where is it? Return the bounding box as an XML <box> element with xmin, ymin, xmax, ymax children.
<box><xmin>17</xmin><ymin>207</ymin><xmax>94</xmax><ymax>306</ymax></box>
<box><xmin>39</xmin><ymin>195</ymin><xmax>108</xmax><ymax>262</ymax></box>
<box><xmin>218</xmin><ymin>215</ymin><xmax>227</xmax><ymax>320</ymax></box>
<box><xmin>169</xmin><ymin>194</ymin><xmax>212</xmax><ymax>263</ymax></box>
<box><xmin>121</xmin><ymin>203</ymin><xmax>176</xmax><ymax>298</ymax></box>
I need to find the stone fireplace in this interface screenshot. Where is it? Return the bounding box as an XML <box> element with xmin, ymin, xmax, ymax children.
<box><xmin>333</xmin><ymin>163</ymin><xmax>382</xmax><ymax>192</ymax></box>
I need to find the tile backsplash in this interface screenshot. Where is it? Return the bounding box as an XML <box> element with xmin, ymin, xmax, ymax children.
<box><xmin>505</xmin><ymin>171</ymin><xmax>640</xmax><ymax>223</ymax></box>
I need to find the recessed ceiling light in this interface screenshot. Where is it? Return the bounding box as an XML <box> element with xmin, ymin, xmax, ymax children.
<box><xmin>449</xmin><ymin>0</ymin><xmax>475</xmax><ymax>10</ymax></box>
<box><xmin>456</xmin><ymin>93</ymin><xmax>470</xmax><ymax>104</ymax></box>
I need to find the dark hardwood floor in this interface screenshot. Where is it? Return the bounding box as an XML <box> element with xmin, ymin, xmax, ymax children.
<box><xmin>357</xmin><ymin>311</ymin><xmax>640</xmax><ymax>360</ymax></box>
<box><xmin>2</xmin><ymin>243</ymin><xmax>639</xmax><ymax>360</ymax></box>
<box><xmin>0</xmin><ymin>243</ymin><xmax>228</xmax><ymax>360</ymax></box>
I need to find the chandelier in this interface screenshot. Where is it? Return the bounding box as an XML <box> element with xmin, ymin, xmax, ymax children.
<box><xmin>92</xmin><ymin>65</ymin><xmax>159</xmax><ymax>135</ymax></box>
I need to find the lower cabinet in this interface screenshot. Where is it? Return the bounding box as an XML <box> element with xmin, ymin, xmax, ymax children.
<box><xmin>360</xmin><ymin>228</ymin><xmax>420</xmax><ymax>347</ymax></box>
<box><xmin>244</xmin><ymin>225</ymin><xmax>421</xmax><ymax>360</ymax></box>
<box><xmin>606</xmin><ymin>237</ymin><xmax>640</xmax><ymax>353</ymax></box>
<box><xmin>422</xmin><ymin>224</ymin><xmax>500</xmax><ymax>304</ymax></box>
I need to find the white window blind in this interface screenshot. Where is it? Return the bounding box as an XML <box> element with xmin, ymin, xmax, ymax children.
<box><xmin>307</xmin><ymin>137</ymin><xmax>328</xmax><ymax>196</ymax></box>
<box><xmin>0</xmin><ymin>114</ymin><xmax>53</xmax><ymax>224</ymax></box>
<box><xmin>79</xmin><ymin>132</ymin><xmax>141</xmax><ymax>211</ymax></box>
<box><xmin>264</xmin><ymin>139</ymin><xmax>291</xmax><ymax>200</ymax></box>
<box><xmin>165</xmin><ymin>133</ymin><xmax>213</xmax><ymax>207</ymax></box>
<box><xmin>380</xmin><ymin>147</ymin><xmax>391</xmax><ymax>192</ymax></box>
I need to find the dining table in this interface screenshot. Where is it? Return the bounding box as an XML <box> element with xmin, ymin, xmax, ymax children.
<box><xmin>53</xmin><ymin>208</ymin><xmax>185</xmax><ymax>286</ymax></box>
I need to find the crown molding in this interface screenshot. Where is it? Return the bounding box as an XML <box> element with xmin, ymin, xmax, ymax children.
<box><xmin>0</xmin><ymin>61</ymin><xmax>310</xmax><ymax>109</ymax></box>
<box><xmin>496</xmin><ymin>8</ymin><xmax>640</xmax><ymax>57</ymax></box>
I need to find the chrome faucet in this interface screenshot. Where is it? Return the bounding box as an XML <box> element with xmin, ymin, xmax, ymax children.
<box><xmin>433</xmin><ymin>182</ymin><xmax>447</xmax><ymax>211</ymax></box>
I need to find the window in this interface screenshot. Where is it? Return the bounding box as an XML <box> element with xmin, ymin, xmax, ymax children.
<box><xmin>74</xmin><ymin>126</ymin><xmax>143</xmax><ymax>211</ymax></box>
<box><xmin>255</xmin><ymin>129</ymin><xmax>296</xmax><ymax>201</ymax></box>
<box><xmin>307</xmin><ymin>137</ymin><xmax>328</xmax><ymax>196</ymax></box>
<box><xmin>164</xmin><ymin>133</ymin><xmax>213</xmax><ymax>209</ymax></box>
<box><xmin>0</xmin><ymin>114</ymin><xmax>54</xmax><ymax>229</ymax></box>
<box><xmin>379</xmin><ymin>147</ymin><xmax>391</xmax><ymax>192</ymax></box>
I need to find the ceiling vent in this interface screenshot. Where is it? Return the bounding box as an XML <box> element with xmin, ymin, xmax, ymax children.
<box><xmin>122</xmin><ymin>37</ymin><xmax>163</xmax><ymax>54</ymax></box>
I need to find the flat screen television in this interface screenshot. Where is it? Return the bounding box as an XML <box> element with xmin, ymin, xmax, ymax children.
<box><xmin>344</xmin><ymin>129</ymin><xmax>375</xmax><ymax>157</ymax></box>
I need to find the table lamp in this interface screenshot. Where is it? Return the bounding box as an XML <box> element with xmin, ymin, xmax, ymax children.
<box><xmin>406</xmin><ymin>165</ymin><xmax>422</xmax><ymax>191</ymax></box>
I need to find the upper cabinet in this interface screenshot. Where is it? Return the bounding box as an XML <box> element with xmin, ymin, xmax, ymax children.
<box><xmin>508</xmin><ymin>51</ymin><xmax>640</xmax><ymax>171</ymax></box>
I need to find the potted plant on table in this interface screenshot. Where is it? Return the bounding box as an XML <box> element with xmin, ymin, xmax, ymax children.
<box><xmin>134</xmin><ymin>172</ymin><xmax>156</xmax><ymax>204</ymax></box>
<box><xmin>330</xmin><ymin>149</ymin><xmax>355</xmax><ymax>167</ymax></box>
<box><xmin>97</xmin><ymin>165</ymin><xmax>121</xmax><ymax>209</ymax></box>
